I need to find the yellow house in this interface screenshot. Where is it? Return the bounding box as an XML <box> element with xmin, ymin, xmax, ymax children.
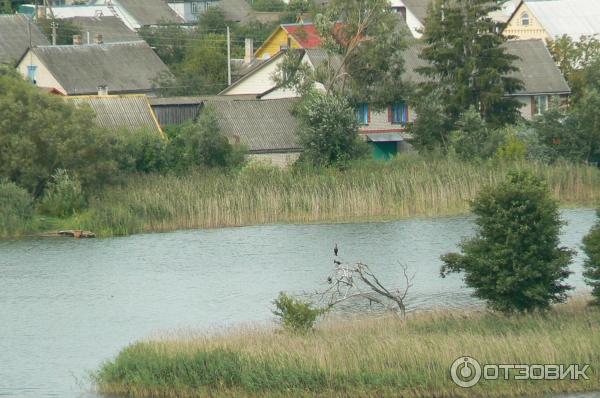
<box><xmin>503</xmin><ymin>2</ymin><xmax>551</xmax><ymax>40</ymax></box>
<box><xmin>255</xmin><ymin>23</ymin><xmax>323</xmax><ymax>59</ymax></box>
<box><xmin>503</xmin><ymin>0</ymin><xmax>600</xmax><ymax>41</ymax></box>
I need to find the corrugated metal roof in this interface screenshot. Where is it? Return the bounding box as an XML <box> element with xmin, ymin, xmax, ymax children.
<box><xmin>0</xmin><ymin>14</ymin><xmax>49</xmax><ymax>65</ymax></box>
<box><xmin>66</xmin><ymin>16</ymin><xmax>140</xmax><ymax>43</ymax></box>
<box><xmin>283</xmin><ymin>24</ymin><xmax>322</xmax><ymax>49</ymax></box>
<box><xmin>29</xmin><ymin>41</ymin><xmax>170</xmax><ymax>95</ymax></box>
<box><xmin>67</xmin><ymin>95</ymin><xmax>163</xmax><ymax>136</ymax></box>
<box><xmin>204</xmin><ymin>98</ymin><xmax>300</xmax><ymax>153</ymax></box>
<box><xmin>525</xmin><ymin>0</ymin><xmax>600</xmax><ymax>40</ymax></box>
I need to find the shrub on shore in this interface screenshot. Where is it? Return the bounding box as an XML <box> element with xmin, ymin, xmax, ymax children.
<box><xmin>39</xmin><ymin>169</ymin><xmax>86</xmax><ymax>218</ymax></box>
<box><xmin>441</xmin><ymin>171</ymin><xmax>574</xmax><ymax>312</ymax></box>
<box><xmin>95</xmin><ymin>299</ymin><xmax>600</xmax><ymax>398</ymax></box>
<box><xmin>0</xmin><ymin>180</ymin><xmax>34</xmax><ymax>238</ymax></box>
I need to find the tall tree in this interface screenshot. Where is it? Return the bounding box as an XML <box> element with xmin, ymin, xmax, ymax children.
<box><xmin>277</xmin><ymin>0</ymin><xmax>408</xmax><ymax>108</ymax></box>
<box><xmin>417</xmin><ymin>0</ymin><xmax>523</xmax><ymax>128</ymax></box>
<box><xmin>547</xmin><ymin>35</ymin><xmax>600</xmax><ymax>100</ymax></box>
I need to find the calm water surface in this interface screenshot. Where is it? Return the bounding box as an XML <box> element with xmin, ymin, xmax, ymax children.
<box><xmin>0</xmin><ymin>209</ymin><xmax>597</xmax><ymax>398</ymax></box>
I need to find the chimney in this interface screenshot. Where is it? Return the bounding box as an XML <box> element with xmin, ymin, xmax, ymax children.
<box><xmin>97</xmin><ymin>85</ymin><xmax>108</xmax><ymax>96</ymax></box>
<box><xmin>244</xmin><ymin>38</ymin><xmax>254</xmax><ymax>64</ymax></box>
<box><xmin>73</xmin><ymin>35</ymin><xmax>83</xmax><ymax>45</ymax></box>
<box><xmin>94</xmin><ymin>34</ymin><xmax>103</xmax><ymax>45</ymax></box>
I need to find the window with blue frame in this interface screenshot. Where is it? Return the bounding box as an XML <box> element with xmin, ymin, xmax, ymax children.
<box><xmin>356</xmin><ymin>103</ymin><xmax>369</xmax><ymax>125</ymax></box>
<box><xmin>391</xmin><ymin>102</ymin><xmax>408</xmax><ymax>125</ymax></box>
<box><xmin>27</xmin><ymin>65</ymin><xmax>37</xmax><ymax>84</ymax></box>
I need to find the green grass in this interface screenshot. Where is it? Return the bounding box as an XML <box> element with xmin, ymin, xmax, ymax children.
<box><xmin>94</xmin><ymin>299</ymin><xmax>600</xmax><ymax>398</ymax></box>
<box><xmin>6</xmin><ymin>156</ymin><xmax>600</xmax><ymax>238</ymax></box>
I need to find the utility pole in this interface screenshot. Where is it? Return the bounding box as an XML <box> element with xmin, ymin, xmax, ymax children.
<box><xmin>51</xmin><ymin>21</ymin><xmax>57</xmax><ymax>45</ymax></box>
<box><xmin>227</xmin><ymin>26</ymin><xmax>232</xmax><ymax>86</ymax></box>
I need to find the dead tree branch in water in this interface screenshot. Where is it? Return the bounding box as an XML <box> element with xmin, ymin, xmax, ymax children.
<box><xmin>316</xmin><ymin>246</ymin><xmax>414</xmax><ymax>318</ymax></box>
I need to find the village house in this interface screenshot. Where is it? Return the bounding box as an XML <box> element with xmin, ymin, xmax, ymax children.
<box><xmin>64</xmin><ymin>16</ymin><xmax>140</xmax><ymax>43</ymax></box>
<box><xmin>16</xmin><ymin>40</ymin><xmax>170</xmax><ymax>96</ymax></box>
<box><xmin>150</xmin><ymin>97</ymin><xmax>301</xmax><ymax>166</ymax></box>
<box><xmin>166</xmin><ymin>0</ymin><xmax>220</xmax><ymax>23</ymax></box>
<box><xmin>503</xmin><ymin>0</ymin><xmax>600</xmax><ymax>41</ymax></box>
<box><xmin>0</xmin><ymin>14</ymin><xmax>49</xmax><ymax>66</ymax></box>
<box><xmin>254</xmin><ymin>22</ymin><xmax>324</xmax><ymax>59</ymax></box>
<box><xmin>206</xmin><ymin>98</ymin><xmax>301</xmax><ymax>166</ymax></box>
<box><xmin>66</xmin><ymin>94</ymin><xmax>164</xmax><ymax>137</ymax></box>
<box><xmin>35</xmin><ymin>0</ymin><xmax>183</xmax><ymax>30</ymax></box>
<box><xmin>219</xmin><ymin>38</ymin><xmax>569</xmax><ymax>159</ymax></box>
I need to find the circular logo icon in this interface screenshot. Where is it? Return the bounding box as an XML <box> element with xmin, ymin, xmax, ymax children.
<box><xmin>450</xmin><ymin>356</ymin><xmax>482</xmax><ymax>388</ymax></box>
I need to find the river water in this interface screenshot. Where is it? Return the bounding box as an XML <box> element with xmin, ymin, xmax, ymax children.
<box><xmin>0</xmin><ymin>209</ymin><xmax>597</xmax><ymax>397</ymax></box>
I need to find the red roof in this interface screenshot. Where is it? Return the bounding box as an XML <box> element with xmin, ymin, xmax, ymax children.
<box><xmin>283</xmin><ymin>23</ymin><xmax>322</xmax><ymax>49</ymax></box>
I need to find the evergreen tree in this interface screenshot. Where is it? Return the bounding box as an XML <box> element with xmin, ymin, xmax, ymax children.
<box><xmin>441</xmin><ymin>171</ymin><xmax>574</xmax><ymax>312</ymax></box>
<box><xmin>583</xmin><ymin>211</ymin><xmax>600</xmax><ymax>304</ymax></box>
<box><xmin>417</xmin><ymin>0</ymin><xmax>523</xmax><ymax>129</ymax></box>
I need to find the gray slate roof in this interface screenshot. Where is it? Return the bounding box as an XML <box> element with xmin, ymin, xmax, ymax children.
<box><xmin>67</xmin><ymin>95</ymin><xmax>163</xmax><ymax>136</ymax></box>
<box><xmin>66</xmin><ymin>16</ymin><xmax>139</xmax><ymax>43</ymax></box>
<box><xmin>204</xmin><ymin>98</ymin><xmax>300</xmax><ymax>153</ymax></box>
<box><xmin>0</xmin><ymin>14</ymin><xmax>49</xmax><ymax>65</ymax></box>
<box><xmin>400</xmin><ymin>39</ymin><xmax>570</xmax><ymax>95</ymax></box>
<box><xmin>116</xmin><ymin>0</ymin><xmax>183</xmax><ymax>25</ymax></box>
<box><xmin>507</xmin><ymin>39</ymin><xmax>570</xmax><ymax>95</ymax></box>
<box><xmin>28</xmin><ymin>41</ymin><xmax>170</xmax><ymax>95</ymax></box>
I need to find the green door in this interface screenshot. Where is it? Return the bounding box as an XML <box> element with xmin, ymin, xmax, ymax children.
<box><xmin>370</xmin><ymin>141</ymin><xmax>397</xmax><ymax>160</ymax></box>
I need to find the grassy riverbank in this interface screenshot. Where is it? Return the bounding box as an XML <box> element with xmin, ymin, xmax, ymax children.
<box><xmin>9</xmin><ymin>156</ymin><xmax>600</xmax><ymax>238</ymax></box>
<box><xmin>95</xmin><ymin>299</ymin><xmax>600</xmax><ymax>398</ymax></box>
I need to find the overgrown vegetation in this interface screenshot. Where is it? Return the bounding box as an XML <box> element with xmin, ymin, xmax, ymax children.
<box><xmin>28</xmin><ymin>157</ymin><xmax>600</xmax><ymax>238</ymax></box>
<box><xmin>295</xmin><ymin>91</ymin><xmax>368</xmax><ymax>166</ymax></box>
<box><xmin>0</xmin><ymin>180</ymin><xmax>34</xmax><ymax>238</ymax></box>
<box><xmin>272</xmin><ymin>292</ymin><xmax>324</xmax><ymax>333</ymax></box>
<box><xmin>441</xmin><ymin>171</ymin><xmax>574</xmax><ymax>312</ymax></box>
<box><xmin>95</xmin><ymin>299</ymin><xmax>600</xmax><ymax>398</ymax></box>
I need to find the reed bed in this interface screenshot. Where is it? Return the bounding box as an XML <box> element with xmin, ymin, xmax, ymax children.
<box><xmin>72</xmin><ymin>156</ymin><xmax>600</xmax><ymax>236</ymax></box>
<box><xmin>94</xmin><ymin>299</ymin><xmax>600</xmax><ymax>397</ymax></box>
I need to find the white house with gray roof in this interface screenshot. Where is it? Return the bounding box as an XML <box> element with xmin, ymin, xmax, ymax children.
<box><xmin>16</xmin><ymin>41</ymin><xmax>170</xmax><ymax>96</ymax></box>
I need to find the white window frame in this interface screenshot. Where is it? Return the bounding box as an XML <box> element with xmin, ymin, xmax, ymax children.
<box><xmin>535</xmin><ymin>95</ymin><xmax>549</xmax><ymax>115</ymax></box>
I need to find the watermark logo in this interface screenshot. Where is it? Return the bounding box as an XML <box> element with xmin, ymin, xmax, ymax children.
<box><xmin>450</xmin><ymin>356</ymin><xmax>482</xmax><ymax>387</ymax></box>
<box><xmin>450</xmin><ymin>356</ymin><xmax>590</xmax><ymax>388</ymax></box>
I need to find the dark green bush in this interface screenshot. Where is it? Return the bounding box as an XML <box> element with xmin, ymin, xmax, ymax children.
<box><xmin>441</xmin><ymin>171</ymin><xmax>574</xmax><ymax>312</ymax></box>
<box><xmin>583</xmin><ymin>210</ymin><xmax>600</xmax><ymax>304</ymax></box>
<box><xmin>0</xmin><ymin>180</ymin><xmax>34</xmax><ymax>237</ymax></box>
<box><xmin>272</xmin><ymin>292</ymin><xmax>324</xmax><ymax>333</ymax></box>
<box><xmin>117</xmin><ymin>129</ymin><xmax>167</xmax><ymax>173</ymax></box>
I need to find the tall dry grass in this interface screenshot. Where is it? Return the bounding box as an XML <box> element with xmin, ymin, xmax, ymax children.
<box><xmin>74</xmin><ymin>156</ymin><xmax>600</xmax><ymax>236</ymax></box>
<box><xmin>95</xmin><ymin>299</ymin><xmax>600</xmax><ymax>397</ymax></box>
